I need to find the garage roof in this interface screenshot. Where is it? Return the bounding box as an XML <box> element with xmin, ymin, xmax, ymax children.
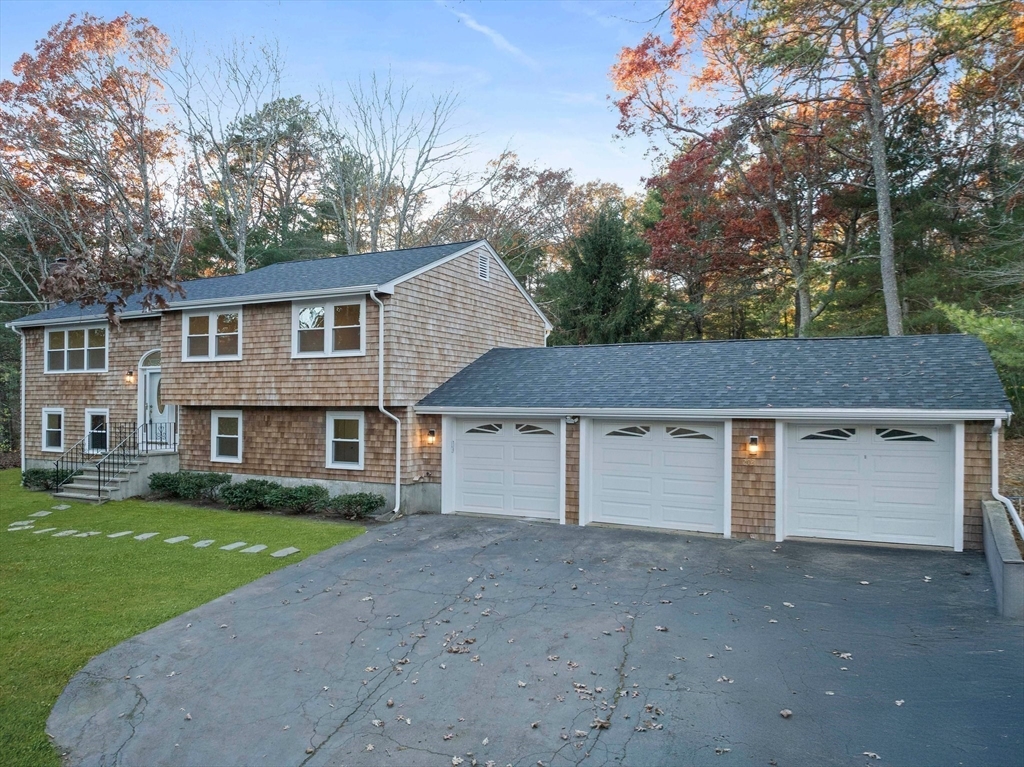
<box><xmin>417</xmin><ymin>335</ymin><xmax>1012</xmax><ymax>414</ymax></box>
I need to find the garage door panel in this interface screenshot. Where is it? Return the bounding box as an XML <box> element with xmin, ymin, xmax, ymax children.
<box><xmin>660</xmin><ymin>505</ymin><xmax>720</xmax><ymax>531</ymax></box>
<box><xmin>454</xmin><ymin>419</ymin><xmax>560</xmax><ymax>519</ymax></box>
<box><xmin>662</xmin><ymin>449</ymin><xmax>719</xmax><ymax>471</ymax></box>
<box><xmin>662</xmin><ymin>477</ymin><xmax>719</xmax><ymax>501</ymax></box>
<box><xmin>600</xmin><ymin>446</ymin><xmax>653</xmax><ymax>467</ymax></box>
<box><xmin>597</xmin><ymin>500</ymin><xmax>653</xmax><ymax>522</ymax></box>
<box><xmin>786</xmin><ymin>423</ymin><xmax>953</xmax><ymax>547</ymax></box>
<box><xmin>600</xmin><ymin>473</ymin><xmax>653</xmax><ymax>495</ymax></box>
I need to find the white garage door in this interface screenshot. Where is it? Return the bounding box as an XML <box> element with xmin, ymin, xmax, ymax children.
<box><xmin>785</xmin><ymin>424</ymin><xmax>954</xmax><ymax>547</ymax></box>
<box><xmin>590</xmin><ymin>421</ymin><xmax>725</xmax><ymax>533</ymax></box>
<box><xmin>454</xmin><ymin>420</ymin><xmax>560</xmax><ymax>519</ymax></box>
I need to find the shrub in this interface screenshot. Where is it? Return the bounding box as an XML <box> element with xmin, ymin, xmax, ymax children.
<box><xmin>265</xmin><ymin>484</ymin><xmax>330</xmax><ymax>514</ymax></box>
<box><xmin>148</xmin><ymin>471</ymin><xmax>230</xmax><ymax>500</ymax></box>
<box><xmin>324</xmin><ymin>492</ymin><xmax>387</xmax><ymax>519</ymax></box>
<box><xmin>21</xmin><ymin>467</ymin><xmax>76</xmax><ymax>490</ymax></box>
<box><xmin>219</xmin><ymin>479</ymin><xmax>282</xmax><ymax>510</ymax></box>
<box><xmin>148</xmin><ymin>472</ymin><xmax>181</xmax><ymax>495</ymax></box>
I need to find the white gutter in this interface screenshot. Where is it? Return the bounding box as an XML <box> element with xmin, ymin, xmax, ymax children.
<box><xmin>414</xmin><ymin>405</ymin><xmax>1012</xmax><ymax>422</ymax></box>
<box><xmin>369</xmin><ymin>290</ymin><xmax>401</xmax><ymax>514</ymax></box>
<box><xmin>991</xmin><ymin>418</ymin><xmax>1024</xmax><ymax>541</ymax></box>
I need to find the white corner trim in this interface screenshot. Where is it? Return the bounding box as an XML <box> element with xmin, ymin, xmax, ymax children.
<box><xmin>953</xmin><ymin>421</ymin><xmax>965</xmax><ymax>552</ymax></box>
<box><xmin>578</xmin><ymin>417</ymin><xmax>590</xmax><ymax>526</ymax></box>
<box><xmin>441</xmin><ymin>415</ymin><xmax>455</xmax><ymax>514</ymax></box>
<box><xmin>558</xmin><ymin>419</ymin><xmax>567</xmax><ymax>525</ymax></box>
<box><xmin>723</xmin><ymin>419</ymin><xmax>733</xmax><ymax>539</ymax></box>
<box><xmin>775</xmin><ymin>420</ymin><xmax>786</xmax><ymax>542</ymax></box>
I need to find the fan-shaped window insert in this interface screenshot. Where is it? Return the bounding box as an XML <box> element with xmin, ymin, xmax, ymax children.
<box><xmin>802</xmin><ymin>427</ymin><xmax>856</xmax><ymax>441</ymax></box>
<box><xmin>466</xmin><ymin>423</ymin><xmax>502</xmax><ymax>435</ymax></box>
<box><xmin>666</xmin><ymin>426</ymin><xmax>713</xmax><ymax>440</ymax></box>
<box><xmin>876</xmin><ymin>428</ymin><xmax>933</xmax><ymax>442</ymax></box>
<box><xmin>516</xmin><ymin>423</ymin><xmax>553</xmax><ymax>436</ymax></box>
<box><xmin>140</xmin><ymin>350</ymin><xmax>161</xmax><ymax>367</ymax></box>
<box><xmin>606</xmin><ymin>425</ymin><xmax>650</xmax><ymax>438</ymax></box>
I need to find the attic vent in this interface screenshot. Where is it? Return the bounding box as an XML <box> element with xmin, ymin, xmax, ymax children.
<box><xmin>477</xmin><ymin>251</ymin><xmax>490</xmax><ymax>281</ymax></box>
<box><xmin>802</xmin><ymin>427</ymin><xmax>856</xmax><ymax>441</ymax></box>
<box><xmin>516</xmin><ymin>423</ymin><xmax>554</xmax><ymax>436</ymax></box>
<box><xmin>666</xmin><ymin>426</ymin><xmax>713</xmax><ymax>440</ymax></box>
<box><xmin>607</xmin><ymin>425</ymin><xmax>650</xmax><ymax>438</ymax></box>
<box><xmin>876</xmin><ymin>428</ymin><xmax>934</xmax><ymax>442</ymax></box>
<box><xmin>466</xmin><ymin>423</ymin><xmax>502</xmax><ymax>435</ymax></box>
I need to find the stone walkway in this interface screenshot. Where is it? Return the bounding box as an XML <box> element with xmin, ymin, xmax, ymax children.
<box><xmin>6</xmin><ymin>506</ymin><xmax>300</xmax><ymax>558</ymax></box>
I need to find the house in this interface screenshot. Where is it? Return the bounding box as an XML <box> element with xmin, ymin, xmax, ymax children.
<box><xmin>8</xmin><ymin>240</ymin><xmax>1013</xmax><ymax>553</ymax></box>
<box><xmin>8</xmin><ymin>241</ymin><xmax>550</xmax><ymax>508</ymax></box>
<box><xmin>416</xmin><ymin>337</ymin><xmax>1013</xmax><ymax>552</ymax></box>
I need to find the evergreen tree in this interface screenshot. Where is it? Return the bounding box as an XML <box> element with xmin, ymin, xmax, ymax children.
<box><xmin>547</xmin><ymin>205</ymin><xmax>660</xmax><ymax>346</ymax></box>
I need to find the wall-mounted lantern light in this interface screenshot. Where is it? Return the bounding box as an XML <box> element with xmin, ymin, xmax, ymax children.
<box><xmin>125</xmin><ymin>369</ymin><xmax>136</xmax><ymax>386</ymax></box>
<box><xmin>747</xmin><ymin>435</ymin><xmax>760</xmax><ymax>456</ymax></box>
<box><xmin>427</xmin><ymin>429</ymin><xmax>436</xmax><ymax>445</ymax></box>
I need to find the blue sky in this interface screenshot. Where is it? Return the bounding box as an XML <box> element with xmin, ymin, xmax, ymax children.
<box><xmin>0</xmin><ymin>0</ymin><xmax>669</xmax><ymax>194</ymax></box>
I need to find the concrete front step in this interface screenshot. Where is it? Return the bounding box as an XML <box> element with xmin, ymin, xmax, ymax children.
<box><xmin>52</xmin><ymin>491</ymin><xmax>108</xmax><ymax>504</ymax></box>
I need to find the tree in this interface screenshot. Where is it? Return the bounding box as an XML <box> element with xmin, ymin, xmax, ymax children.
<box><xmin>0</xmin><ymin>13</ymin><xmax>188</xmax><ymax>315</ymax></box>
<box><xmin>547</xmin><ymin>205</ymin><xmax>660</xmax><ymax>346</ymax></box>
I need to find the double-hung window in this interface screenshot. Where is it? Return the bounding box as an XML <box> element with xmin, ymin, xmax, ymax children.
<box><xmin>41</xmin><ymin>408</ymin><xmax>64</xmax><ymax>452</ymax></box>
<box><xmin>46</xmin><ymin>326</ymin><xmax>106</xmax><ymax>372</ymax></box>
<box><xmin>326</xmin><ymin>411</ymin><xmax>364</xmax><ymax>470</ymax></box>
<box><xmin>184</xmin><ymin>310</ymin><xmax>241</xmax><ymax>360</ymax></box>
<box><xmin>293</xmin><ymin>299</ymin><xmax>364</xmax><ymax>358</ymax></box>
<box><xmin>211</xmin><ymin>410</ymin><xmax>243</xmax><ymax>463</ymax></box>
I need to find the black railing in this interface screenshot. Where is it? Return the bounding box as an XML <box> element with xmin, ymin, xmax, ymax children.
<box><xmin>54</xmin><ymin>421</ymin><xmax>177</xmax><ymax>496</ymax></box>
<box><xmin>94</xmin><ymin>421</ymin><xmax>178</xmax><ymax>497</ymax></box>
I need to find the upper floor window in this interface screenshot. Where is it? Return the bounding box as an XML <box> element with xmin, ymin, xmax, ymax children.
<box><xmin>183</xmin><ymin>310</ymin><xmax>241</xmax><ymax>361</ymax></box>
<box><xmin>46</xmin><ymin>326</ymin><xmax>106</xmax><ymax>372</ymax></box>
<box><xmin>292</xmin><ymin>299</ymin><xmax>364</xmax><ymax>358</ymax></box>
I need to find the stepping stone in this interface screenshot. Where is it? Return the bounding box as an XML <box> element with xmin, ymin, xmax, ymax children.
<box><xmin>9</xmin><ymin>521</ymin><xmax>33</xmax><ymax>527</ymax></box>
<box><xmin>73</xmin><ymin>531</ymin><xmax>102</xmax><ymax>538</ymax></box>
<box><xmin>193</xmin><ymin>540</ymin><xmax>215</xmax><ymax>548</ymax></box>
<box><xmin>52</xmin><ymin>504</ymin><xmax>71</xmax><ymax>510</ymax></box>
<box><xmin>29</xmin><ymin>511</ymin><xmax>52</xmax><ymax>518</ymax></box>
<box><xmin>134</xmin><ymin>532</ymin><xmax>159</xmax><ymax>541</ymax></box>
<box><xmin>33</xmin><ymin>527</ymin><xmax>58</xmax><ymax>535</ymax></box>
<box><xmin>164</xmin><ymin>536</ymin><xmax>190</xmax><ymax>544</ymax></box>
<box><xmin>107</xmin><ymin>531</ymin><xmax>134</xmax><ymax>538</ymax></box>
<box><xmin>270</xmin><ymin>547</ymin><xmax>301</xmax><ymax>558</ymax></box>
<box><xmin>52</xmin><ymin>530</ymin><xmax>79</xmax><ymax>537</ymax></box>
<box><xmin>220</xmin><ymin>542</ymin><xmax>247</xmax><ymax>551</ymax></box>
<box><xmin>240</xmin><ymin>544</ymin><xmax>267</xmax><ymax>554</ymax></box>
<box><xmin>7</xmin><ymin>525</ymin><xmax>34</xmax><ymax>532</ymax></box>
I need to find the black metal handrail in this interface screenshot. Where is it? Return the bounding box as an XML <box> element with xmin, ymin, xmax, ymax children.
<box><xmin>94</xmin><ymin>421</ymin><xmax>177</xmax><ymax>497</ymax></box>
<box><xmin>52</xmin><ymin>422</ymin><xmax>133</xmax><ymax>491</ymax></box>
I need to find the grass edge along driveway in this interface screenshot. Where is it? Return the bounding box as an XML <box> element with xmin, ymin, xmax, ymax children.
<box><xmin>0</xmin><ymin>469</ymin><xmax>363</xmax><ymax>767</ymax></box>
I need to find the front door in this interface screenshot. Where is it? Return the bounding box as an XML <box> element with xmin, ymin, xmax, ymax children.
<box><xmin>144</xmin><ymin>370</ymin><xmax>175</xmax><ymax>446</ymax></box>
<box><xmin>85</xmin><ymin>410</ymin><xmax>108</xmax><ymax>453</ymax></box>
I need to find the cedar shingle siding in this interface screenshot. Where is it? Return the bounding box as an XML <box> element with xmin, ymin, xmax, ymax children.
<box><xmin>731</xmin><ymin>419</ymin><xmax>776</xmax><ymax>541</ymax></box>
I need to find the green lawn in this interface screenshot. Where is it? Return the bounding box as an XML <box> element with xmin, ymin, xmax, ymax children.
<box><xmin>0</xmin><ymin>469</ymin><xmax>363</xmax><ymax>767</ymax></box>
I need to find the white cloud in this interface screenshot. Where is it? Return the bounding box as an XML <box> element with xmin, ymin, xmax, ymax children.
<box><xmin>447</xmin><ymin>7</ymin><xmax>540</xmax><ymax>71</ymax></box>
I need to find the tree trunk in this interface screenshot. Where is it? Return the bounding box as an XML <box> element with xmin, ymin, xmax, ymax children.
<box><xmin>868</xmin><ymin>78</ymin><xmax>903</xmax><ymax>335</ymax></box>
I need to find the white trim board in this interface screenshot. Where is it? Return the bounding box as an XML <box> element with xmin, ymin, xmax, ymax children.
<box><xmin>415</xmin><ymin>406</ymin><xmax>1011</xmax><ymax>421</ymax></box>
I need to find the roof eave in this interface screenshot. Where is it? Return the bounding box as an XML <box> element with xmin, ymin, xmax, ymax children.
<box><xmin>414</xmin><ymin>405</ymin><xmax>1013</xmax><ymax>421</ymax></box>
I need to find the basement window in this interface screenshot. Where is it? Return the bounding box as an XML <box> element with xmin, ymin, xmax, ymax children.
<box><xmin>41</xmin><ymin>408</ymin><xmax>64</xmax><ymax>452</ymax></box>
<box><xmin>326</xmin><ymin>411</ymin><xmax>364</xmax><ymax>470</ymax></box>
<box><xmin>211</xmin><ymin>410</ymin><xmax>243</xmax><ymax>463</ymax></box>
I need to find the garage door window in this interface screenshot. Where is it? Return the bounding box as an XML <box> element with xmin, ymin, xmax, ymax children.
<box><xmin>516</xmin><ymin>423</ymin><xmax>553</xmax><ymax>435</ymax></box>
<box><xmin>606</xmin><ymin>425</ymin><xmax>649</xmax><ymax>437</ymax></box>
<box><xmin>876</xmin><ymin>428</ymin><xmax>933</xmax><ymax>442</ymax></box>
<box><xmin>801</xmin><ymin>427</ymin><xmax>856</xmax><ymax>440</ymax></box>
<box><xmin>666</xmin><ymin>426</ymin><xmax>713</xmax><ymax>440</ymax></box>
<box><xmin>466</xmin><ymin>423</ymin><xmax>502</xmax><ymax>434</ymax></box>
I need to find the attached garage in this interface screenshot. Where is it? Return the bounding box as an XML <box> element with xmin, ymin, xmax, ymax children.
<box><xmin>782</xmin><ymin>423</ymin><xmax>956</xmax><ymax>547</ymax></box>
<box><xmin>451</xmin><ymin>419</ymin><xmax>560</xmax><ymax>519</ymax></box>
<box><xmin>586</xmin><ymin>420</ymin><xmax>725</xmax><ymax>533</ymax></box>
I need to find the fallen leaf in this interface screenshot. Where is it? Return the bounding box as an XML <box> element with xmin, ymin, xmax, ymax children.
<box><xmin>482</xmin><ymin>737</ymin><xmax>489</xmax><ymax>745</ymax></box>
<box><xmin>360</xmin><ymin>596</ymin><xmax>373</xmax><ymax>601</ymax></box>
<box><xmin>863</xmin><ymin>752</ymin><xmax>881</xmax><ymax>760</ymax></box>
<box><xmin>518</xmin><ymin>680</ymin><xmax>526</xmax><ymax>688</ymax></box>
<box><xmin>715</xmin><ymin>747</ymin><xmax>731</xmax><ymax>754</ymax></box>
<box><xmin>372</xmin><ymin>719</ymin><xmax>384</xmax><ymax>727</ymax></box>
<box><xmin>860</xmin><ymin>581</ymin><xmax>870</xmax><ymax>586</ymax></box>
<box><xmin>895</xmin><ymin>700</ymin><xmax>904</xmax><ymax>706</ymax></box>
<box><xmin>591</xmin><ymin>718</ymin><xmax>610</xmax><ymax>729</ymax></box>
<box><xmin>306</xmin><ymin>747</ymin><xmax>314</xmax><ymax>754</ymax></box>
<box><xmin>547</xmin><ymin>655</ymin><xmax>560</xmax><ymax>662</ymax></box>
<box><xmin>184</xmin><ymin>713</ymin><xmax>191</xmax><ymax>721</ymax></box>
<box><xmin>780</xmin><ymin>709</ymin><xmax>792</xmax><ymax>718</ymax></box>
<box><xmin>531</xmin><ymin>721</ymin><xmax>540</xmax><ymax>729</ymax></box>
<box><xmin>444</xmin><ymin>733</ymin><xmax>454</xmax><ymax>741</ymax></box>
<box><xmin>783</xmin><ymin>602</ymin><xmax>794</xmax><ymax>608</ymax></box>
<box><xmin>655</xmin><ymin>626</ymin><xmax>668</xmax><ymax>632</ymax></box>
<box><xmin>387</xmin><ymin>699</ymin><xmax>394</xmax><ymax>707</ymax></box>
<box><xmin>768</xmin><ymin>619</ymin><xmax>778</xmax><ymax>624</ymax></box>
<box><xmin>365</xmin><ymin>667</ymin><xmax>377</xmax><ymax>672</ymax></box>
<box><xmin>452</xmin><ymin>757</ymin><xmax>463</xmax><ymax>766</ymax></box>
<box><xmin>574</xmin><ymin>730</ymin><xmax>587</xmax><ymax>737</ymax></box>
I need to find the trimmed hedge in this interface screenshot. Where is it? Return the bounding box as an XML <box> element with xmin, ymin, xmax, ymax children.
<box><xmin>323</xmin><ymin>492</ymin><xmax>387</xmax><ymax>519</ymax></box>
<box><xmin>265</xmin><ymin>484</ymin><xmax>330</xmax><ymax>515</ymax></box>
<box><xmin>148</xmin><ymin>471</ymin><xmax>231</xmax><ymax>501</ymax></box>
<box><xmin>219</xmin><ymin>479</ymin><xmax>282</xmax><ymax>510</ymax></box>
<box><xmin>21</xmin><ymin>468</ymin><xmax>77</xmax><ymax>490</ymax></box>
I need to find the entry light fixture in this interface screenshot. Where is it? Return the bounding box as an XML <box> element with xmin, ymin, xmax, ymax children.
<box><xmin>747</xmin><ymin>435</ymin><xmax>760</xmax><ymax>456</ymax></box>
<box><xmin>427</xmin><ymin>429</ymin><xmax>436</xmax><ymax>445</ymax></box>
<box><xmin>125</xmin><ymin>369</ymin><xmax>136</xmax><ymax>386</ymax></box>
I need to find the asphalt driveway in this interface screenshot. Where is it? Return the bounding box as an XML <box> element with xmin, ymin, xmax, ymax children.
<box><xmin>49</xmin><ymin>515</ymin><xmax>1024</xmax><ymax>767</ymax></box>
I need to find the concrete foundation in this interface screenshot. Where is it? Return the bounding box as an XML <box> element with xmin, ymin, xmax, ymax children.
<box><xmin>982</xmin><ymin>499</ymin><xmax>1024</xmax><ymax>619</ymax></box>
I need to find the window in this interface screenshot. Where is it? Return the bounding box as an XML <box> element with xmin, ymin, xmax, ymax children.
<box><xmin>516</xmin><ymin>423</ymin><xmax>553</xmax><ymax>435</ymax></box>
<box><xmin>292</xmin><ymin>299</ymin><xmax>364</xmax><ymax>357</ymax></box>
<box><xmin>183</xmin><ymin>310</ymin><xmax>241</xmax><ymax>360</ymax></box>
<box><xmin>211</xmin><ymin>410</ymin><xmax>243</xmax><ymax>463</ymax></box>
<box><xmin>326</xmin><ymin>411</ymin><xmax>364</xmax><ymax>469</ymax></box>
<box><xmin>477</xmin><ymin>250</ymin><xmax>490</xmax><ymax>281</ymax></box>
<box><xmin>41</xmin><ymin>408</ymin><xmax>64</xmax><ymax>452</ymax></box>
<box><xmin>666</xmin><ymin>426</ymin><xmax>713</xmax><ymax>440</ymax></box>
<box><xmin>84</xmin><ymin>409</ymin><xmax>109</xmax><ymax>453</ymax></box>
<box><xmin>801</xmin><ymin>427</ymin><xmax>857</xmax><ymax>441</ymax></box>
<box><xmin>876</xmin><ymin>428</ymin><xmax>934</xmax><ymax>443</ymax></box>
<box><xmin>466</xmin><ymin>423</ymin><xmax>502</xmax><ymax>434</ymax></box>
<box><xmin>46</xmin><ymin>326</ymin><xmax>106</xmax><ymax>372</ymax></box>
<box><xmin>607</xmin><ymin>425</ymin><xmax>650</xmax><ymax>438</ymax></box>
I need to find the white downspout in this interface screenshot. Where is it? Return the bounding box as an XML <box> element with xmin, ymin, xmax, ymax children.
<box><xmin>991</xmin><ymin>418</ymin><xmax>1024</xmax><ymax>540</ymax></box>
<box><xmin>15</xmin><ymin>327</ymin><xmax>25</xmax><ymax>472</ymax></box>
<box><xmin>369</xmin><ymin>290</ymin><xmax>401</xmax><ymax>514</ymax></box>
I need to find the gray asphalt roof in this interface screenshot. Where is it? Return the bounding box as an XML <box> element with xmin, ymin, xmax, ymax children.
<box><xmin>10</xmin><ymin>241</ymin><xmax>479</xmax><ymax>327</ymax></box>
<box><xmin>417</xmin><ymin>335</ymin><xmax>1012</xmax><ymax>412</ymax></box>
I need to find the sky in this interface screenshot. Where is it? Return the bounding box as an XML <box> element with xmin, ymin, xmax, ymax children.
<box><xmin>0</xmin><ymin>0</ymin><xmax>670</xmax><ymax>195</ymax></box>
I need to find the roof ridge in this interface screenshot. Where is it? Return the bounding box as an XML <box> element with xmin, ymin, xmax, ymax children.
<box><xmin>488</xmin><ymin>334</ymin><xmax>973</xmax><ymax>351</ymax></box>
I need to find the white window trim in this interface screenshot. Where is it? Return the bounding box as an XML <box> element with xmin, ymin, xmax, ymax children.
<box><xmin>325</xmin><ymin>410</ymin><xmax>365</xmax><ymax>470</ymax></box>
<box><xmin>84</xmin><ymin>408</ymin><xmax>110</xmax><ymax>454</ymax></box>
<box><xmin>211</xmin><ymin>409</ymin><xmax>243</xmax><ymax>464</ymax></box>
<box><xmin>44</xmin><ymin>324</ymin><xmax>108</xmax><ymax>374</ymax></box>
<box><xmin>182</xmin><ymin>308</ymin><xmax>243</xmax><ymax>362</ymax></box>
<box><xmin>41</xmin><ymin>407</ymin><xmax>65</xmax><ymax>453</ymax></box>
<box><xmin>291</xmin><ymin>297</ymin><xmax>366</xmax><ymax>359</ymax></box>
